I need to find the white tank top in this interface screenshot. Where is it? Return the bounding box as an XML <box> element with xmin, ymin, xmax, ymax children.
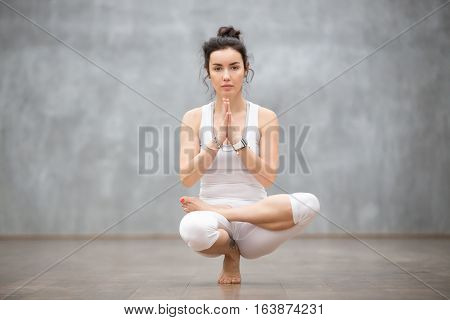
<box><xmin>198</xmin><ymin>100</ymin><xmax>268</xmax><ymax>206</ymax></box>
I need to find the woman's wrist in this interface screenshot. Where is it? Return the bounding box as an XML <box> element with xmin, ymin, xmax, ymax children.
<box><xmin>204</xmin><ymin>140</ymin><xmax>220</xmax><ymax>152</ymax></box>
<box><xmin>212</xmin><ymin>136</ymin><xmax>223</xmax><ymax>149</ymax></box>
<box><xmin>229</xmin><ymin>136</ymin><xmax>241</xmax><ymax>145</ymax></box>
<box><xmin>231</xmin><ymin>137</ymin><xmax>248</xmax><ymax>154</ymax></box>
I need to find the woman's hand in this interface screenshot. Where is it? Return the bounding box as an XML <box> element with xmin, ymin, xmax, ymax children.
<box><xmin>224</xmin><ymin>98</ymin><xmax>241</xmax><ymax>145</ymax></box>
<box><xmin>214</xmin><ymin>98</ymin><xmax>229</xmax><ymax>146</ymax></box>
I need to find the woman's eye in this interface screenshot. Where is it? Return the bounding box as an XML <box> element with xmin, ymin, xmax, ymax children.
<box><xmin>213</xmin><ymin>66</ymin><xmax>239</xmax><ymax>71</ymax></box>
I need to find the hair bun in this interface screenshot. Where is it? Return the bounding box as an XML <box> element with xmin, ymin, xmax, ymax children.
<box><xmin>217</xmin><ymin>26</ymin><xmax>241</xmax><ymax>40</ymax></box>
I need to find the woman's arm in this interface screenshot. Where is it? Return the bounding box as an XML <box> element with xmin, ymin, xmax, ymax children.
<box><xmin>237</xmin><ymin>107</ymin><xmax>279</xmax><ymax>188</ymax></box>
<box><xmin>179</xmin><ymin>108</ymin><xmax>220</xmax><ymax>187</ymax></box>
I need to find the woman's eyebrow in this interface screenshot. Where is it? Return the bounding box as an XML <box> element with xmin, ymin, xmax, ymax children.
<box><xmin>212</xmin><ymin>62</ymin><xmax>241</xmax><ymax>66</ymax></box>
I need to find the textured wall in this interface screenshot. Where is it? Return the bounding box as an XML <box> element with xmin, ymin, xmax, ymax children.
<box><xmin>0</xmin><ymin>0</ymin><xmax>449</xmax><ymax>235</ymax></box>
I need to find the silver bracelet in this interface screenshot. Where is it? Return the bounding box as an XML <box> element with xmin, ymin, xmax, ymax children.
<box><xmin>205</xmin><ymin>143</ymin><xmax>219</xmax><ymax>151</ymax></box>
<box><xmin>205</xmin><ymin>136</ymin><xmax>221</xmax><ymax>151</ymax></box>
<box><xmin>212</xmin><ymin>136</ymin><xmax>222</xmax><ymax>149</ymax></box>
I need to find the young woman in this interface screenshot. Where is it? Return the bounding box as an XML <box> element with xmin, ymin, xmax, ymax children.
<box><xmin>178</xmin><ymin>26</ymin><xmax>320</xmax><ymax>284</ymax></box>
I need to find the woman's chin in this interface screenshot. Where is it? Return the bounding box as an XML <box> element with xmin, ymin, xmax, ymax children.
<box><xmin>221</xmin><ymin>91</ymin><xmax>235</xmax><ymax>98</ymax></box>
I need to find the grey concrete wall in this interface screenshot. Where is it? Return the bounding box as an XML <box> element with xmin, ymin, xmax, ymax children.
<box><xmin>0</xmin><ymin>0</ymin><xmax>449</xmax><ymax>235</ymax></box>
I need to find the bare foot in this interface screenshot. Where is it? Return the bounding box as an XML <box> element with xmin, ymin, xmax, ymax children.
<box><xmin>180</xmin><ymin>196</ymin><xmax>232</xmax><ymax>213</ymax></box>
<box><xmin>218</xmin><ymin>238</ymin><xmax>241</xmax><ymax>284</ymax></box>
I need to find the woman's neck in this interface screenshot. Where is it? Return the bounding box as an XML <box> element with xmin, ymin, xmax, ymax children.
<box><xmin>214</xmin><ymin>95</ymin><xmax>246</xmax><ymax>114</ymax></box>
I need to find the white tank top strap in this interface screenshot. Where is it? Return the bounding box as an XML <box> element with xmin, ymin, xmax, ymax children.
<box><xmin>246</xmin><ymin>101</ymin><xmax>260</xmax><ymax>153</ymax></box>
<box><xmin>199</xmin><ymin>102</ymin><xmax>213</xmax><ymax>149</ymax></box>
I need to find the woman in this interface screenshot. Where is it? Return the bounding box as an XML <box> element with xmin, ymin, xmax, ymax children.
<box><xmin>178</xmin><ymin>26</ymin><xmax>320</xmax><ymax>284</ymax></box>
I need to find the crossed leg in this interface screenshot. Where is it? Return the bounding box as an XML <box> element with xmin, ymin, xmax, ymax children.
<box><xmin>180</xmin><ymin>193</ymin><xmax>319</xmax><ymax>231</ymax></box>
<box><xmin>179</xmin><ymin>193</ymin><xmax>320</xmax><ymax>284</ymax></box>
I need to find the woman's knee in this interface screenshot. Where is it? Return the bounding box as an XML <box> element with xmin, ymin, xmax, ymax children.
<box><xmin>178</xmin><ymin>212</ymin><xmax>220</xmax><ymax>252</ymax></box>
<box><xmin>304</xmin><ymin>193</ymin><xmax>320</xmax><ymax>216</ymax></box>
<box><xmin>290</xmin><ymin>192</ymin><xmax>320</xmax><ymax>224</ymax></box>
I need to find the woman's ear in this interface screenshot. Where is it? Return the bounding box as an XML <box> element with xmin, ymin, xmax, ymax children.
<box><xmin>245</xmin><ymin>64</ymin><xmax>250</xmax><ymax>77</ymax></box>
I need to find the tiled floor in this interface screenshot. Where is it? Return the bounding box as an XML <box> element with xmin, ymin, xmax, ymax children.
<box><xmin>0</xmin><ymin>238</ymin><xmax>449</xmax><ymax>299</ymax></box>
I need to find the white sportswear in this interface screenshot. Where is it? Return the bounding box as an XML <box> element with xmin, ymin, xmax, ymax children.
<box><xmin>179</xmin><ymin>100</ymin><xmax>320</xmax><ymax>259</ymax></box>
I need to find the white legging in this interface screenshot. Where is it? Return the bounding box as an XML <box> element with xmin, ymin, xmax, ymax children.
<box><xmin>179</xmin><ymin>193</ymin><xmax>320</xmax><ymax>259</ymax></box>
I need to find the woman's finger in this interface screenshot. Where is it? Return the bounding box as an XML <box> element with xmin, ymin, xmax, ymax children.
<box><xmin>227</xmin><ymin>112</ymin><xmax>231</xmax><ymax>138</ymax></box>
<box><xmin>221</xmin><ymin>100</ymin><xmax>228</xmax><ymax>123</ymax></box>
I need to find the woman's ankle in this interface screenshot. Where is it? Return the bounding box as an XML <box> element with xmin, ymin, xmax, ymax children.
<box><xmin>225</xmin><ymin>238</ymin><xmax>240</xmax><ymax>258</ymax></box>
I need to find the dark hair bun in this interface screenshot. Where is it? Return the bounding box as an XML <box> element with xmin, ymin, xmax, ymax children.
<box><xmin>217</xmin><ymin>26</ymin><xmax>241</xmax><ymax>40</ymax></box>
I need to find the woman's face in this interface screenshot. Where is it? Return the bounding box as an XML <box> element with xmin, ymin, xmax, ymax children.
<box><xmin>208</xmin><ymin>47</ymin><xmax>247</xmax><ymax>98</ymax></box>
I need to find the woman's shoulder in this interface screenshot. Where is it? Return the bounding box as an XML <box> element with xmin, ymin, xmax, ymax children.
<box><xmin>181</xmin><ymin>106</ymin><xmax>203</xmax><ymax>129</ymax></box>
<box><xmin>183</xmin><ymin>106</ymin><xmax>202</xmax><ymax>118</ymax></box>
<box><xmin>256</xmin><ymin>104</ymin><xmax>278</xmax><ymax>129</ymax></box>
